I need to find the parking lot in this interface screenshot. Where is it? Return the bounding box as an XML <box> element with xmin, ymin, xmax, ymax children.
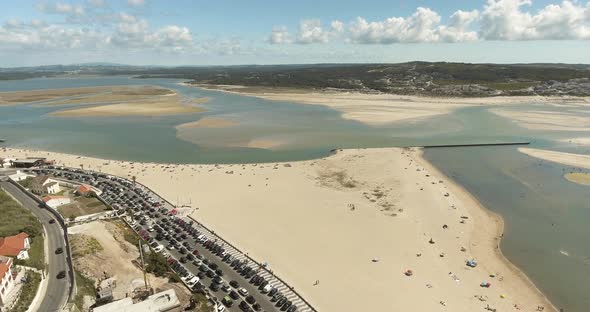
<box><xmin>30</xmin><ymin>166</ymin><xmax>314</xmax><ymax>312</ymax></box>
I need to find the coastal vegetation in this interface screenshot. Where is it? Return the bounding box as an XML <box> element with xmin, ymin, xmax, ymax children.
<box><xmin>8</xmin><ymin>271</ymin><xmax>41</xmax><ymax>312</ymax></box>
<box><xmin>0</xmin><ymin>190</ymin><xmax>45</xmax><ymax>269</ymax></box>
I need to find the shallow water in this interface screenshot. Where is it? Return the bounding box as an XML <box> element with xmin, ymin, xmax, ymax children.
<box><xmin>1</xmin><ymin>77</ymin><xmax>589</xmax><ymax>310</ymax></box>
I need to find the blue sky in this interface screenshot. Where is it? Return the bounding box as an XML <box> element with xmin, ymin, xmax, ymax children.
<box><xmin>1</xmin><ymin>0</ymin><xmax>590</xmax><ymax>66</ymax></box>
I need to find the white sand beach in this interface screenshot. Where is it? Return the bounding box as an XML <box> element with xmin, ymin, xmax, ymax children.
<box><xmin>519</xmin><ymin>148</ymin><xmax>590</xmax><ymax>169</ymax></box>
<box><xmin>1</xmin><ymin>147</ymin><xmax>556</xmax><ymax>312</ymax></box>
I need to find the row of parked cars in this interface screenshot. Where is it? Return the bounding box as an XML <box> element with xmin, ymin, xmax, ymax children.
<box><xmin>35</xmin><ymin>166</ymin><xmax>299</xmax><ymax>312</ymax></box>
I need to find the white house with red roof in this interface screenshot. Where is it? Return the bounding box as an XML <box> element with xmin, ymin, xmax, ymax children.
<box><xmin>0</xmin><ymin>233</ymin><xmax>30</xmax><ymax>260</ymax></box>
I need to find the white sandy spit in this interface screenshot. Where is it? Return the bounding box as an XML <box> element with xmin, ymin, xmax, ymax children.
<box><xmin>1</xmin><ymin>147</ymin><xmax>556</xmax><ymax>312</ymax></box>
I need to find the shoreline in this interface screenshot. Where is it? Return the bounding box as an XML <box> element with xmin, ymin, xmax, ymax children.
<box><xmin>0</xmin><ymin>146</ymin><xmax>557</xmax><ymax>311</ymax></box>
<box><xmin>416</xmin><ymin>150</ymin><xmax>557</xmax><ymax>311</ymax></box>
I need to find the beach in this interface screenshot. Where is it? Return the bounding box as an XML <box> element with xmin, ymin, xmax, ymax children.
<box><xmin>1</xmin><ymin>146</ymin><xmax>556</xmax><ymax>312</ymax></box>
<box><xmin>191</xmin><ymin>83</ymin><xmax>590</xmax><ymax>127</ymax></box>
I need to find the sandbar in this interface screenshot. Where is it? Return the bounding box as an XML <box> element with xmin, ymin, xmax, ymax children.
<box><xmin>491</xmin><ymin>109</ymin><xmax>590</xmax><ymax>131</ymax></box>
<box><xmin>2</xmin><ymin>147</ymin><xmax>556</xmax><ymax>312</ymax></box>
<box><xmin>176</xmin><ymin>117</ymin><xmax>238</xmax><ymax>129</ymax></box>
<box><xmin>190</xmin><ymin>83</ymin><xmax>590</xmax><ymax>127</ymax></box>
<box><xmin>519</xmin><ymin>148</ymin><xmax>590</xmax><ymax>169</ymax></box>
<box><xmin>562</xmin><ymin>137</ymin><xmax>590</xmax><ymax>146</ymax></box>
<box><xmin>0</xmin><ymin>86</ymin><xmax>116</xmax><ymax>105</ymax></box>
<box><xmin>564</xmin><ymin>173</ymin><xmax>590</xmax><ymax>186</ymax></box>
<box><xmin>49</xmin><ymin>95</ymin><xmax>205</xmax><ymax>117</ymax></box>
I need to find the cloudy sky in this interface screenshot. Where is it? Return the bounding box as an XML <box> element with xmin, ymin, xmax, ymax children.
<box><xmin>1</xmin><ymin>0</ymin><xmax>590</xmax><ymax>67</ymax></box>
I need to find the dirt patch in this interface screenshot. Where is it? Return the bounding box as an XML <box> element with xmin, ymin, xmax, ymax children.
<box><xmin>316</xmin><ymin>167</ymin><xmax>359</xmax><ymax>189</ymax></box>
<box><xmin>68</xmin><ymin>221</ymin><xmax>168</xmax><ymax>301</ymax></box>
<box><xmin>58</xmin><ymin>194</ymin><xmax>108</xmax><ymax>219</ymax></box>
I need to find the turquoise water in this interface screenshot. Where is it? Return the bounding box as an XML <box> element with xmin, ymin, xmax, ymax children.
<box><xmin>1</xmin><ymin>77</ymin><xmax>590</xmax><ymax>311</ymax></box>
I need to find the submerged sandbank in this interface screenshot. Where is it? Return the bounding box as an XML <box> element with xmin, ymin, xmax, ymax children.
<box><xmin>1</xmin><ymin>147</ymin><xmax>556</xmax><ymax>312</ymax></box>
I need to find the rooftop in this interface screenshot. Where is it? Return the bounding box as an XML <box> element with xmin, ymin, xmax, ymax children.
<box><xmin>0</xmin><ymin>233</ymin><xmax>29</xmax><ymax>257</ymax></box>
<box><xmin>93</xmin><ymin>289</ymin><xmax>180</xmax><ymax>312</ymax></box>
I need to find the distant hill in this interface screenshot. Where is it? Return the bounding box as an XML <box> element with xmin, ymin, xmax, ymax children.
<box><xmin>1</xmin><ymin>62</ymin><xmax>589</xmax><ymax>96</ymax></box>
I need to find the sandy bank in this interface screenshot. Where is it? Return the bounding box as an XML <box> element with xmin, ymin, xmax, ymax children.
<box><xmin>564</xmin><ymin>173</ymin><xmax>590</xmax><ymax>186</ymax></box>
<box><xmin>1</xmin><ymin>147</ymin><xmax>555</xmax><ymax>312</ymax></box>
<box><xmin>176</xmin><ymin>117</ymin><xmax>238</xmax><ymax>129</ymax></box>
<box><xmin>49</xmin><ymin>95</ymin><xmax>205</xmax><ymax>117</ymax></box>
<box><xmin>491</xmin><ymin>109</ymin><xmax>590</xmax><ymax>131</ymax></box>
<box><xmin>38</xmin><ymin>85</ymin><xmax>175</xmax><ymax>106</ymax></box>
<box><xmin>519</xmin><ymin>148</ymin><xmax>590</xmax><ymax>169</ymax></box>
<box><xmin>0</xmin><ymin>86</ymin><xmax>116</xmax><ymax>105</ymax></box>
<box><xmin>191</xmin><ymin>83</ymin><xmax>590</xmax><ymax>127</ymax></box>
<box><xmin>562</xmin><ymin>137</ymin><xmax>590</xmax><ymax>146</ymax></box>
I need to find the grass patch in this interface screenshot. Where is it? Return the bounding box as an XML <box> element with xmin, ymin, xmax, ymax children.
<box><xmin>110</xmin><ymin>220</ymin><xmax>140</xmax><ymax>247</ymax></box>
<box><xmin>70</xmin><ymin>234</ymin><xmax>103</xmax><ymax>258</ymax></box>
<box><xmin>9</xmin><ymin>271</ymin><xmax>41</xmax><ymax>312</ymax></box>
<box><xmin>481</xmin><ymin>81</ymin><xmax>538</xmax><ymax>90</ymax></box>
<box><xmin>145</xmin><ymin>251</ymin><xmax>169</xmax><ymax>277</ymax></box>
<box><xmin>0</xmin><ymin>190</ymin><xmax>43</xmax><ymax>238</ymax></box>
<box><xmin>17</xmin><ymin>177</ymin><xmax>34</xmax><ymax>189</ymax></box>
<box><xmin>0</xmin><ymin>190</ymin><xmax>45</xmax><ymax>270</ymax></box>
<box><xmin>73</xmin><ymin>270</ymin><xmax>96</xmax><ymax>310</ymax></box>
<box><xmin>57</xmin><ymin>195</ymin><xmax>107</xmax><ymax>219</ymax></box>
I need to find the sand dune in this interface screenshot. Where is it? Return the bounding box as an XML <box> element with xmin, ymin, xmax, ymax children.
<box><xmin>1</xmin><ymin>147</ymin><xmax>555</xmax><ymax>312</ymax></box>
<box><xmin>519</xmin><ymin>148</ymin><xmax>590</xmax><ymax>169</ymax></box>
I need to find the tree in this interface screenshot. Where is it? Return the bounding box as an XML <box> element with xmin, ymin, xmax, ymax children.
<box><xmin>132</xmin><ymin>176</ymin><xmax>136</xmax><ymax>185</ymax></box>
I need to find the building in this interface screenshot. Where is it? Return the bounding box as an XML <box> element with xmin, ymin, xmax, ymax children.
<box><xmin>76</xmin><ymin>184</ymin><xmax>94</xmax><ymax>197</ymax></box>
<box><xmin>93</xmin><ymin>289</ymin><xmax>180</xmax><ymax>312</ymax></box>
<box><xmin>30</xmin><ymin>176</ymin><xmax>61</xmax><ymax>195</ymax></box>
<box><xmin>42</xmin><ymin>196</ymin><xmax>71</xmax><ymax>208</ymax></box>
<box><xmin>0</xmin><ymin>256</ymin><xmax>16</xmax><ymax>307</ymax></box>
<box><xmin>0</xmin><ymin>233</ymin><xmax>30</xmax><ymax>260</ymax></box>
<box><xmin>8</xmin><ymin>170</ymin><xmax>35</xmax><ymax>182</ymax></box>
<box><xmin>11</xmin><ymin>158</ymin><xmax>45</xmax><ymax>168</ymax></box>
<box><xmin>0</xmin><ymin>158</ymin><xmax>15</xmax><ymax>168</ymax></box>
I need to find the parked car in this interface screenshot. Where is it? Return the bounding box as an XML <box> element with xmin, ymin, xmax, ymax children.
<box><xmin>238</xmin><ymin>287</ymin><xmax>249</xmax><ymax>297</ymax></box>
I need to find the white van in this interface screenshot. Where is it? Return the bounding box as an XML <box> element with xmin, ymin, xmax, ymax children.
<box><xmin>197</xmin><ymin>234</ymin><xmax>207</xmax><ymax>242</ymax></box>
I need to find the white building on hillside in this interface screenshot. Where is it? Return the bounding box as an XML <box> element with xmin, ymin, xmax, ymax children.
<box><xmin>42</xmin><ymin>196</ymin><xmax>71</xmax><ymax>208</ymax></box>
<box><xmin>0</xmin><ymin>256</ymin><xmax>16</xmax><ymax>307</ymax></box>
<box><xmin>8</xmin><ymin>170</ymin><xmax>35</xmax><ymax>182</ymax></box>
<box><xmin>30</xmin><ymin>176</ymin><xmax>61</xmax><ymax>195</ymax></box>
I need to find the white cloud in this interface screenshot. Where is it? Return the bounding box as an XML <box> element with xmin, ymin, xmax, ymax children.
<box><xmin>480</xmin><ymin>0</ymin><xmax>590</xmax><ymax>40</ymax></box>
<box><xmin>296</xmin><ymin>19</ymin><xmax>330</xmax><ymax>44</ymax></box>
<box><xmin>38</xmin><ymin>2</ymin><xmax>86</xmax><ymax>18</ymax></box>
<box><xmin>127</xmin><ymin>0</ymin><xmax>145</xmax><ymax>7</ymax></box>
<box><xmin>268</xmin><ymin>26</ymin><xmax>291</xmax><ymax>44</ymax></box>
<box><xmin>438</xmin><ymin>10</ymin><xmax>480</xmax><ymax>42</ymax></box>
<box><xmin>348</xmin><ymin>7</ymin><xmax>443</xmax><ymax>43</ymax></box>
<box><xmin>268</xmin><ymin>0</ymin><xmax>590</xmax><ymax>44</ymax></box>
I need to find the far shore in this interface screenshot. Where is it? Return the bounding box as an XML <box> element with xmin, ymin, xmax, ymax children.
<box><xmin>1</xmin><ymin>146</ymin><xmax>557</xmax><ymax>312</ymax></box>
<box><xmin>186</xmin><ymin>83</ymin><xmax>590</xmax><ymax>127</ymax></box>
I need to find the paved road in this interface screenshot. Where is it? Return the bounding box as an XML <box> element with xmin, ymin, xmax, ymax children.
<box><xmin>0</xmin><ymin>181</ymin><xmax>70</xmax><ymax>312</ymax></box>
